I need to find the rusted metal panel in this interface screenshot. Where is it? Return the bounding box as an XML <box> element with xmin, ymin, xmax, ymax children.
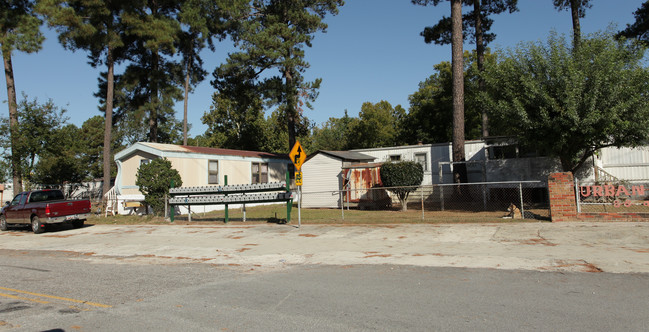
<box><xmin>343</xmin><ymin>166</ymin><xmax>391</xmax><ymax>209</ymax></box>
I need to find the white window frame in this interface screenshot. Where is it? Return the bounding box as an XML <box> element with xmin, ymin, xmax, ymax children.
<box><xmin>208</xmin><ymin>160</ymin><xmax>219</xmax><ymax>184</ymax></box>
<box><xmin>415</xmin><ymin>153</ymin><xmax>428</xmax><ymax>171</ymax></box>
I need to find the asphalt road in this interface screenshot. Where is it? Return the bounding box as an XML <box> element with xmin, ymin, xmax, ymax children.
<box><xmin>1</xmin><ymin>249</ymin><xmax>648</xmax><ymax>331</ymax></box>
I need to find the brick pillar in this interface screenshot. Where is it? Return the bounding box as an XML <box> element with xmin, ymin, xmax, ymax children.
<box><xmin>548</xmin><ymin>172</ymin><xmax>578</xmax><ymax>222</ymax></box>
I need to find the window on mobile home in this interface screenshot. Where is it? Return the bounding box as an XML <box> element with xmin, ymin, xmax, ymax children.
<box><xmin>252</xmin><ymin>162</ymin><xmax>268</xmax><ymax>183</ymax></box>
<box><xmin>208</xmin><ymin>160</ymin><xmax>219</xmax><ymax>184</ymax></box>
<box><xmin>415</xmin><ymin>153</ymin><xmax>428</xmax><ymax>171</ymax></box>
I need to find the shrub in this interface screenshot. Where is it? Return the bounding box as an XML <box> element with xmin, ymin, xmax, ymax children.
<box><xmin>380</xmin><ymin>161</ymin><xmax>424</xmax><ymax>211</ymax></box>
<box><xmin>135</xmin><ymin>158</ymin><xmax>182</xmax><ymax>216</ymax></box>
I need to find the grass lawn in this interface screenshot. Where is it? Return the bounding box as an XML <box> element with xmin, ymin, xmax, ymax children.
<box><xmin>88</xmin><ymin>203</ymin><xmax>546</xmax><ymax>226</ymax></box>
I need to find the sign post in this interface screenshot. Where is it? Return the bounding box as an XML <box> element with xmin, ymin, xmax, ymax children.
<box><xmin>289</xmin><ymin>141</ymin><xmax>305</xmax><ymax>228</ymax></box>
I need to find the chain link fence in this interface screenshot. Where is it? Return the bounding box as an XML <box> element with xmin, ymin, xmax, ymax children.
<box><xmin>27</xmin><ymin>182</ymin><xmax>104</xmax><ymax>201</ymax></box>
<box><xmin>300</xmin><ymin>181</ymin><xmax>550</xmax><ymax>221</ymax></box>
<box><xmin>22</xmin><ymin>181</ymin><xmax>105</xmax><ymax>214</ymax></box>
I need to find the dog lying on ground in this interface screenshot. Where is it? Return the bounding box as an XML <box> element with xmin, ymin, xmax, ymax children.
<box><xmin>503</xmin><ymin>203</ymin><xmax>523</xmax><ymax>219</ymax></box>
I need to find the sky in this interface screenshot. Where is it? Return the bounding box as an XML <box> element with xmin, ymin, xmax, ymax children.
<box><xmin>1</xmin><ymin>0</ymin><xmax>646</xmax><ymax>140</ymax></box>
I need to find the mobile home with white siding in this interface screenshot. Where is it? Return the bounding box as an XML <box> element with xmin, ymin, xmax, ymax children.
<box><xmin>352</xmin><ymin>140</ymin><xmax>560</xmax><ymax>185</ymax></box>
<box><xmin>592</xmin><ymin>146</ymin><xmax>649</xmax><ymax>181</ymax></box>
<box><xmin>353</xmin><ymin>141</ymin><xmax>649</xmax><ymax>185</ymax></box>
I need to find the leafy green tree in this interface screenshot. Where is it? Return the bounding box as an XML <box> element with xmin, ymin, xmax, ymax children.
<box><xmin>201</xmin><ymin>92</ymin><xmax>267</xmax><ymax>151</ymax></box>
<box><xmin>403</xmin><ymin>51</ymin><xmax>489</xmax><ymax>144</ymax></box>
<box><xmin>135</xmin><ymin>158</ymin><xmax>182</xmax><ymax>216</ymax></box>
<box><xmin>481</xmin><ymin>31</ymin><xmax>649</xmax><ymax>173</ymax></box>
<box><xmin>311</xmin><ymin>110</ymin><xmax>358</xmax><ymax>151</ymax></box>
<box><xmin>379</xmin><ymin>161</ymin><xmax>424</xmax><ymax>212</ymax></box>
<box><xmin>259</xmin><ymin>108</ymin><xmax>314</xmax><ymax>154</ymax></box>
<box><xmin>204</xmin><ymin>56</ymin><xmax>268</xmax><ymax>150</ymax></box>
<box><xmin>348</xmin><ymin>101</ymin><xmax>405</xmax><ymax>149</ymax></box>
<box><xmin>214</xmin><ymin>0</ymin><xmax>343</xmax><ymax>153</ymax></box>
<box><xmin>76</xmin><ymin>116</ymin><xmax>120</xmax><ymax>180</ymax></box>
<box><xmin>2</xmin><ymin>107</ymin><xmax>112</xmax><ymax>185</ymax></box>
<box><xmin>1</xmin><ymin>0</ymin><xmax>44</xmax><ymax>192</ymax></box>
<box><xmin>617</xmin><ymin>1</ymin><xmax>649</xmax><ymax>46</ymax></box>
<box><xmin>186</xmin><ymin>134</ymin><xmax>211</xmax><ymax>147</ymax></box>
<box><xmin>38</xmin><ymin>0</ymin><xmax>134</xmax><ymax>198</ymax></box>
<box><xmin>0</xmin><ymin>159</ymin><xmax>9</xmax><ymax>183</ymax></box>
<box><xmin>553</xmin><ymin>0</ymin><xmax>591</xmax><ymax>48</ymax></box>
<box><xmin>32</xmin><ymin>124</ymin><xmax>85</xmax><ymax>184</ymax></box>
<box><xmin>0</xmin><ymin>95</ymin><xmax>68</xmax><ymax>183</ymax></box>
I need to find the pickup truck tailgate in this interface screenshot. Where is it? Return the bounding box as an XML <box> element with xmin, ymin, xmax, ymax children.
<box><xmin>47</xmin><ymin>200</ymin><xmax>91</xmax><ymax>217</ymax></box>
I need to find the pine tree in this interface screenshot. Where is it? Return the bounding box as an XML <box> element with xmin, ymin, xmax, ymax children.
<box><xmin>38</xmin><ymin>0</ymin><xmax>134</xmax><ymax>199</ymax></box>
<box><xmin>617</xmin><ymin>1</ymin><xmax>649</xmax><ymax>46</ymax></box>
<box><xmin>213</xmin><ymin>0</ymin><xmax>343</xmax><ymax>152</ymax></box>
<box><xmin>553</xmin><ymin>0</ymin><xmax>592</xmax><ymax>49</ymax></box>
<box><xmin>1</xmin><ymin>0</ymin><xmax>44</xmax><ymax>193</ymax></box>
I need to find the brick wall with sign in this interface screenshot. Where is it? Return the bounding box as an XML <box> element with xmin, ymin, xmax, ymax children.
<box><xmin>548</xmin><ymin>172</ymin><xmax>649</xmax><ymax>222</ymax></box>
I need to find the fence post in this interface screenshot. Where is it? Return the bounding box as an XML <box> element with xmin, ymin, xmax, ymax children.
<box><xmin>285</xmin><ymin>171</ymin><xmax>292</xmax><ymax>223</ymax></box>
<box><xmin>224</xmin><ymin>175</ymin><xmax>228</xmax><ymax>223</ymax></box>
<box><xmin>340</xmin><ymin>190</ymin><xmax>344</xmax><ymax>220</ymax></box>
<box><xmin>170</xmin><ymin>179</ymin><xmax>175</xmax><ymax>223</ymax></box>
<box><xmin>482</xmin><ymin>184</ymin><xmax>487</xmax><ymax>210</ymax></box>
<box><xmin>440</xmin><ymin>185</ymin><xmax>445</xmax><ymax>211</ymax></box>
<box><xmin>519</xmin><ymin>182</ymin><xmax>525</xmax><ymax>219</ymax></box>
<box><xmin>574</xmin><ymin>178</ymin><xmax>581</xmax><ymax>213</ymax></box>
<box><xmin>346</xmin><ymin>187</ymin><xmax>350</xmax><ymax>210</ymax></box>
<box><xmin>421</xmin><ymin>187</ymin><xmax>424</xmax><ymax>221</ymax></box>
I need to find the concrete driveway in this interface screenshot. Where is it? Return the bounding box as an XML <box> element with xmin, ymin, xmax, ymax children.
<box><xmin>1</xmin><ymin>222</ymin><xmax>648</xmax><ymax>273</ymax></box>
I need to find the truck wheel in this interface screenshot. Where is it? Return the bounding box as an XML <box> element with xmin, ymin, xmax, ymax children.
<box><xmin>31</xmin><ymin>216</ymin><xmax>44</xmax><ymax>234</ymax></box>
<box><xmin>72</xmin><ymin>220</ymin><xmax>84</xmax><ymax>228</ymax></box>
<box><xmin>0</xmin><ymin>215</ymin><xmax>7</xmax><ymax>231</ymax></box>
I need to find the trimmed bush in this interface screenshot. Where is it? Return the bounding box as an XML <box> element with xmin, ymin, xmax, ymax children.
<box><xmin>380</xmin><ymin>161</ymin><xmax>424</xmax><ymax>211</ymax></box>
<box><xmin>136</xmin><ymin>158</ymin><xmax>182</xmax><ymax>216</ymax></box>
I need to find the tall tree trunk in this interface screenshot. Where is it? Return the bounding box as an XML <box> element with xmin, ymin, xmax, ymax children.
<box><xmin>451</xmin><ymin>0</ymin><xmax>467</xmax><ymax>184</ymax></box>
<box><xmin>2</xmin><ymin>47</ymin><xmax>22</xmax><ymax>193</ymax></box>
<box><xmin>570</xmin><ymin>0</ymin><xmax>581</xmax><ymax>49</ymax></box>
<box><xmin>474</xmin><ymin>0</ymin><xmax>488</xmax><ymax>138</ymax></box>
<box><xmin>149</xmin><ymin>51</ymin><xmax>159</xmax><ymax>143</ymax></box>
<box><xmin>284</xmin><ymin>67</ymin><xmax>296</xmax><ymax>152</ymax></box>
<box><xmin>183</xmin><ymin>61</ymin><xmax>190</xmax><ymax>146</ymax></box>
<box><xmin>102</xmin><ymin>48</ymin><xmax>115</xmax><ymax>202</ymax></box>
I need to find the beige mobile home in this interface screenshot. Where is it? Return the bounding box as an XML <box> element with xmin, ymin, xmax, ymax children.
<box><xmin>109</xmin><ymin>142</ymin><xmax>291</xmax><ymax>215</ymax></box>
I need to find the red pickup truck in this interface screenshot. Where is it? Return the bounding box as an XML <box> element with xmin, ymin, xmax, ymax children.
<box><xmin>0</xmin><ymin>189</ymin><xmax>91</xmax><ymax>234</ymax></box>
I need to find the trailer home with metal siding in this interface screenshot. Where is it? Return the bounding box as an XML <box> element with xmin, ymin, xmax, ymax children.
<box><xmin>301</xmin><ymin>151</ymin><xmax>375</xmax><ymax>208</ymax></box>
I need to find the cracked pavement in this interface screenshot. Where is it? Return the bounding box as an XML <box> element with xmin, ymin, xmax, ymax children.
<box><xmin>1</xmin><ymin>222</ymin><xmax>648</xmax><ymax>273</ymax></box>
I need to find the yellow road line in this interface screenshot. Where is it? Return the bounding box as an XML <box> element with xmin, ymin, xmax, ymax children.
<box><xmin>0</xmin><ymin>287</ymin><xmax>112</xmax><ymax>308</ymax></box>
<box><xmin>0</xmin><ymin>292</ymin><xmax>50</xmax><ymax>304</ymax></box>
